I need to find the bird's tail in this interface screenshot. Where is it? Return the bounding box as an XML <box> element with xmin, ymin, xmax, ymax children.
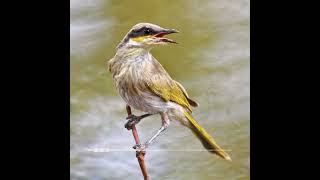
<box><xmin>184</xmin><ymin>112</ymin><xmax>231</xmax><ymax>161</ymax></box>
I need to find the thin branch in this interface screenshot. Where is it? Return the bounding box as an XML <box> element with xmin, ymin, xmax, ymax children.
<box><xmin>126</xmin><ymin>105</ymin><xmax>149</xmax><ymax>180</ymax></box>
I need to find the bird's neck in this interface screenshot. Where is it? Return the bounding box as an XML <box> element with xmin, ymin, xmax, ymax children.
<box><xmin>109</xmin><ymin>47</ymin><xmax>153</xmax><ymax>76</ymax></box>
<box><xmin>117</xmin><ymin>47</ymin><xmax>150</xmax><ymax>58</ymax></box>
<box><xmin>115</xmin><ymin>47</ymin><xmax>153</xmax><ymax>65</ymax></box>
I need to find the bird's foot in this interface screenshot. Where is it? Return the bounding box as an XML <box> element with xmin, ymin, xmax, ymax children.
<box><xmin>124</xmin><ymin>114</ymin><xmax>142</xmax><ymax>130</ymax></box>
<box><xmin>125</xmin><ymin>113</ymin><xmax>152</xmax><ymax>130</ymax></box>
<box><xmin>133</xmin><ymin>143</ymin><xmax>148</xmax><ymax>154</ymax></box>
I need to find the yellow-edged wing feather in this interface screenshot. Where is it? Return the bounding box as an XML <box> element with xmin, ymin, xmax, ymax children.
<box><xmin>145</xmin><ymin>74</ymin><xmax>198</xmax><ymax>111</ymax></box>
<box><xmin>146</xmin><ymin>75</ymin><xmax>193</xmax><ymax>112</ymax></box>
<box><xmin>174</xmin><ymin>80</ymin><xmax>199</xmax><ymax>107</ymax></box>
<box><xmin>144</xmin><ymin>57</ymin><xmax>193</xmax><ymax>112</ymax></box>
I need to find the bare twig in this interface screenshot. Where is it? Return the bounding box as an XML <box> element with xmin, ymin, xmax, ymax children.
<box><xmin>126</xmin><ymin>105</ymin><xmax>149</xmax><ymax>180</ymax></box>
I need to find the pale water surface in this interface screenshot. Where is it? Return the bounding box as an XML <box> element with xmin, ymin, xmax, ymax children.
<box><xmin>71</xmin><ymin>0</ymin><xmax>250</xmax><ymax>179</ymax></box>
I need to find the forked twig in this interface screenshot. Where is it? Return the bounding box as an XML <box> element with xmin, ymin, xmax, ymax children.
<box><xmin>126</xmin><ymin>105</ymin><xmax>149</xmax><ymax>180</ymax></box>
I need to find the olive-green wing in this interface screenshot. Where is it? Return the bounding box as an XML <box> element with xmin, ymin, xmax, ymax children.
<box><xmin>145</xmin><ymin>74</ymin><xmax>193</xmax><ymax>112</ymax></box>
<box><xmin>174</xmin><ymin>80</ymin><xmax>199</xmax><ymax>107</ymax></box>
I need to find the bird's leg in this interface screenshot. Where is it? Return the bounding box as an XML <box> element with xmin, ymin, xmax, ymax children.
<box><xmin>133</xmin><ymin>112</ymin><xmax>170</xmax><ymax>151</ymax></box>
<box><xmin>125</xmin><ymin>113</ymin><xmax>153</xmax><ymax>130</ymax></box>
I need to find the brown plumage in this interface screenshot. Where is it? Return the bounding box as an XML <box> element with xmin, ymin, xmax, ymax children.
<box><xmin>108</xmin><ymin>23</ymin><xmax>231</xmax><ymax>161</ymax></box>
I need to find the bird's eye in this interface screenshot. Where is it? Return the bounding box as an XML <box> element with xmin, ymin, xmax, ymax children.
<box><xmin>144</xmin><ymin>28</ymin><xmax>151</xmax><ymax>35</ymax></box>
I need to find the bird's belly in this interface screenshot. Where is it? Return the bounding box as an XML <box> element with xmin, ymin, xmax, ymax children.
<box><xmin>119</xmin><ymin>89</ymin><xmax>168</xmax><ymax>113</ymax></box>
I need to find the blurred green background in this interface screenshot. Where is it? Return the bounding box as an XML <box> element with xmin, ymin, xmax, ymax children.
<box><xmin>71</xmin><ymin>0</ymin><xmax>249</xmax><ymax>179</ymax></box>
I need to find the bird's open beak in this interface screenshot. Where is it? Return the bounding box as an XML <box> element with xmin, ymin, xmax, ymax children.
<box><xmin>153</xmin><ymin>29</ymin><xmax>179</xmax><ymax>44</ymax></box>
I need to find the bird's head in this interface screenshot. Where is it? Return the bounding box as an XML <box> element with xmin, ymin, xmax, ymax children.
<box><xmin>117</xmin><ymin>23</ymin><xmax>179</xmax><ymax>50</ymax></box>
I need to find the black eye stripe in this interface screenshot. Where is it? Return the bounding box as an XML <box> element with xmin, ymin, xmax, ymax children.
<box><xmin>128</xmin><ymin>27</ymin><xmax>156</xmax><ymax>38</ymax></box>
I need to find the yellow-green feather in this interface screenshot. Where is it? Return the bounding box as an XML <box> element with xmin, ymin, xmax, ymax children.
<box><xmin>184</xmin><ymin>111</ymin><xmax>231</xmax><ymax>161</ymax></box>
<box><xmin>146</xmin><ymin>79</ymin><xmax>193</xmax><ymax>112</ymax></box>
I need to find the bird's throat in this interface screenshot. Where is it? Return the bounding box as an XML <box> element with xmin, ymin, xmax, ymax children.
<box><xmin>117</xmin><ymin>47</ymin><xmax>151</xmax><ymax>61</ymax></box>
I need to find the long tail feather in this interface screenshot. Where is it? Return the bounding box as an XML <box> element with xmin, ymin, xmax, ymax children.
<box><xmin>184</xmin><ymin>112</ymin><xmax>231</xmax><ymax>161</ymax></box>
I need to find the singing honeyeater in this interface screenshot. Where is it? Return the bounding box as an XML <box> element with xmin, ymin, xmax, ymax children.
<box><xmin>108</xmin><ymin>23</ymin><xmax>231</xmax><ymax>161</ymax></box>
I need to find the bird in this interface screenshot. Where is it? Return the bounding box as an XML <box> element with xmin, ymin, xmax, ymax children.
<box><xmin>108</xmin><ymin>23</ymin><xmax>231</xmax><ymax>161</ymax></box>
